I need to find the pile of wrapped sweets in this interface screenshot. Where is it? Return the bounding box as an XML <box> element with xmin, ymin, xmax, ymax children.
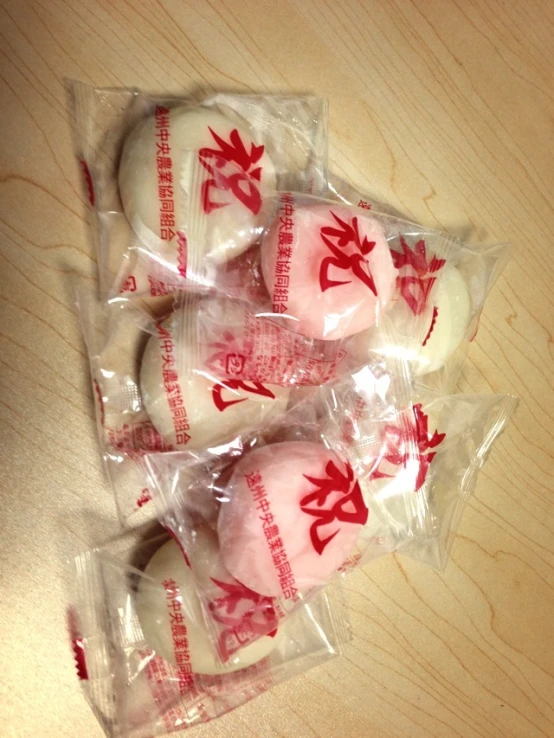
<box><xmin>69</xmin><ymin>82</ymin><xmax>517</xmax><ymax>736</ymax></box>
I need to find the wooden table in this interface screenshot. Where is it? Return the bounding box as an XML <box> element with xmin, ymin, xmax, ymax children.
<box><xmin>1</xmin><ymin>1</ymin><xmax>553</xmax><ymax>736</ymax></box>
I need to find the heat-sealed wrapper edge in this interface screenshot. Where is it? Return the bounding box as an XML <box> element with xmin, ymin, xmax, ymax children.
<box><xmin>71</xmin><ymin>527</ymin><xmax>349</xmax><ymax>737</ymax></box>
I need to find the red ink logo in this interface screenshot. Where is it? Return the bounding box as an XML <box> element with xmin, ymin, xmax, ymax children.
<box><xmin>136</xmin><ymin>488</ymin><xmax>152</xmax><ymax>508</ymax></box>
<box><xmin>212</xmin><ymin>380</ymin><xmax>276</xmax><ymax>412</ymax></box>
<box><xmin>120</xmin><ymin>275</ymin><xmax>137</xmax><ymax>293</ymax></box>
<box><xmin>198</xmin><ymin>128</ymin><xmax>264</xmax><ymax>215</ymax></box>
<box><xmin>319</xmin><ymin>211</ymin><xmax>377</xmax><ymax>294</ymax></box>
<box><xmin>79</xmin><ymin>159</ymin><xmax>94</xmax><ymax>206</ymax></box>
<box><xmin>357</xmin><ymin>199</ymin><xmax>372</xmax><ymax>210</ymax></box>
<box><xmin>369</xmin><ymin>404</ymin><xmax>446</xmax><ymax>492</ymax></box>
<box><xmin>391</xmin><ymin>236</ymin><xmax>446</xmax><ymax>315</ymax></box>
<box><xmin>300</xmin><ymin>460</ymin><xmax>368</xmax><ymax>555</ymax></box>
<box><xmin>205</xmin><ymin>332</ymin><xmax>246</xmax><ymax>376</ymax></box>
<box><xmin>208</xmin><ymin>578</ymin><xmax>278</xmax><ymax>660</ymax></box>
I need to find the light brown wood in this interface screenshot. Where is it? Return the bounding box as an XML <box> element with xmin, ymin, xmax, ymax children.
<box><xmin>1</xmin><ymin>1</ymin><xmax>553</xmax><ymax>736</ymax></box>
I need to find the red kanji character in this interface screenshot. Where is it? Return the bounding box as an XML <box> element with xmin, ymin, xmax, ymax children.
<box><xmin>208</xmin><ymin>578</ymin><xmax>278</xmax><ymax>660</ymax></box>
<box><xmin>173</xmin><ymin>407</ymin><xmax>187</xmax><ymax>418</ymax></box>
<box><xmin>391</xmin><ymin>235</ymin><xmax>446</xmax><ymax>315</ymax></box>
<box><xmin>211</xmin><ymin>380</ymin><xmax>276</xmax><ymax>412</ymax></box>
<box><xmin>156</xmin><ymin>128</ymin><xmax>170</xmax><ymax>142</ymax></box>
<box><xmin>176</xmin><ymin>432</ymin><xmax>191</xmax><ymax>445</ymax></box>
<box><xmin>170</xmin><ymin>598</ymin><xmax>182</xmax><ymax>612</ymax></box>
<box><xmin>161</xmin><ymin>200</ymin><xmax>174</xmax><ymax>212</ymax></box>
<box><xmin>168</xmin><ymin>396</ymin><xmax>183</xmax><ymax>409</ymax></box>
<box><xmin>245</xmin><ymin>470</ymin><xmax>263</xmax><ymax>488</ymax></box>
<box><xmin>300</xmin><ymin>459</ymin><xmax>368</xmax><ymax>555</ymax></box>
<box><xmin>158</xmin><ymin>170</ymin><xmax>173</xmax><ymax>184</ymax></box>
<box><xmin>171</xmin><ymin>623</ymin><xmax>188</xmax><ymax>637</ymax></box>
<box><xmin>160</xmin><ymin>212</ymin><xmax>175</xmax><ymax>226</ymax></box>
<box><xmin>319</xmin><ymin>211</ymin><xmax>378</xmax><ymax>295</ymax></box>
<box><xmin>278</xmin><ymin>231</ymin><xmax>294</xmax><ymax>247</ymax></box>
<box><xmin>257</xmin><ymin>498</ymin><xmax>270</xmax><ymax>513</ymax></box>
<box><xmin>263</xmin><ymin>524</ymin><xmax>279</xmax><ymax>540</ymax></box>
<box><xmin>157</xmin><ymin>156</ymin><xmax>172</xmax><ymax>171</ymax></box>
<box><xmin>156</xmin><ymin>142</ymin><xmax>171</xmax><ymax>156</ymax></box>
<box><xmin>272</xmin><ymin>550</ymin><xmax>287</xmax><ymax>567</ymax></box>
<box><xmin>269</xmin><ymin>537</ymin><xmax>283</xmax><ymax>553</ymax></box>
<box><xmin>276</xmin><ymin>275</ymin><xmax>289</xmax><ymax>287</ymax></box>
<box><xmin>163</xmin><ymin>369</ymin><xmax>179</xmax><ymax>383</ymax></box>
<box><xmin>170</xmin><ymin>611</ymin><xmax>184</xmax><ymax>624</ymax></box>
<box><xmin>120</xmin><ymin>275</ymin><xmax>136</xmax><ymax>293</ymax></box>
<box><xmin>161</xmin><ymin>227</ymin><xmax>176</xmax><ymax>241</ymax></box>
<box><xmin>272</xmin><ymin>288</ymin><xmax>288</xmax><ymax>300</ymax></box>
<box><xmin>158</xmin><ymin>185</ymin><xmax>174</xmax><ymax>199</ymax></box>
<box><xmin>173</xmin><ymin>637</ymin><xmax>189</xmax><ymax>650</ymax></box>
<box><xmin>162</xmin><ymin>578</ymin><xmax>177</xmax><ymax>591</ymax></box>
<box><xmin>281</xmin><ymin>203</ymin><xmax>293</xmax><ymax>217</ymax></box>
<box><xmin>260</xmin><ymin>512</ymin><xmax>274</xmax><ymax>528</ymax></box>
<box><xmin>198</xmin><ymin>127</ymin><xmax>264</xmax><ymax>214</ymax></box>
<box><xmin>275</xmin><ymin>261</ymin><xmax>290</xmax><ymax>274</ymax></box>
<box><xmin>251</xmin><ymin>484</ymin><xmax>266</xmax><ymax>501</ymax></box>
<box><xmin>280</xmin><ymin>193</ymin><xmax>294</xmax><ymax>204</ymax></box>
<box><xmin>162</xmin><ymin>354</ymin><xmax>175</xmax><ymax>368</ymax></box>
<box><xmin>277</xmin><ymin>245</ymin><xmax>292</xmax><ymax>260</ymax></box>
<box><xmin>174</xmin><ymin>418</ymin><xmax>190</xmax><ymax>432</ymax></box>
<box><xmin>272</xmin><ymin>303</ymin><xmax>288</xmax><ymax>313</ymax></box>
<box><xmin>277</xmin><ymin>561</ymin><xmax>291</xmax><ymax>576</ymax></box>
<box><xmin>279</xmin><ymin>216</ymin><xmax>293</xmax><ymax>231</ymax></box>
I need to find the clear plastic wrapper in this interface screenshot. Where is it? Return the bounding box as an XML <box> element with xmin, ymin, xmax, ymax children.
<box><xmin>178</xmin><ymin>189</ymin><xmax>512</xmax><ymax>391</ymax></box>
<box><xmin>143</xmin><ymin>358</ymin><xmax>417</xmax><ymax>657</ymax></box>
<box><xmin>171</xmin><ymin>190</ymin><xmax>471</xmax><ymax>388</ymax></box>
<box><xmin>78</xmin><ymin>291</ymin><xmax>294</xmax><ymax>527</ymax></box>
<box><xmin>325</xmin><ymin>174</ymin><xmax>513</xmax><ymax>391</ymax></box>
<box><xmin>70</xmin><ymin>81</ymin><xmax>328</xmax><ymax>300</ymax></box>
<box><xmin>71</xmin><ymin>526</ymin><xmax>348</xmax><ymax>737</ymax></box>
<box><xmin>144</xmin><ymin>363</ymin><xmax>517</xmax><ymax>659</ymax></box>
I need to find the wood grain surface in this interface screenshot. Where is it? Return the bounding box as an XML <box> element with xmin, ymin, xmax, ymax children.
<box><xmin>1</xmin><ymin>1</ymin><xmax>553</xmax><ymax>737</ymax></box>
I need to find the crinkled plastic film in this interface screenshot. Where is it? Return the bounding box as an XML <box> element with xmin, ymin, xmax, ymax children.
<box><xmin>70</xmin><ymin>81</ymin><xmax>328</xmax><ymax>300</ymax></box>
<box><xmin>72</xmin><ymin>527</ymin><xmax>348</xmax><ymax>737</ymax></box>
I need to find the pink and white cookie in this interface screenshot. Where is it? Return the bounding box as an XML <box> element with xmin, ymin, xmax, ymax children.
<box><xmin>261</xmin><ymin>200</ymin><xmax>398</xmax><ymax>341</ymax></box>
<box><xmin>218</xmin><ymin>441</ymin><xmax>368</xmax><ymax>597</ymax></box>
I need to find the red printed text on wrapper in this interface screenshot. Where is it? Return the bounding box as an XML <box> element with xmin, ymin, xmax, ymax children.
<box><xmin>208</xmin><ymin>577</ymin><xmax>278</xmax><ymax>661</ymax></box>
<box><xmin>156</xmin><ymin>323</ymin><xmax>191</xmax><ymax>445</ymax></box>
<box><xmin>246</xmin><ymin>469</ymin><xmax>300</xmax><ymax>601</ymax></box>
<box><xmin>271</xmin><ymin>192</ymin><xmax>295</xmax><ymax>315</ymax></box>
<box><xmin>391</xmin><ymin>236</ymin><xmax>446</xmax><ymax>317</ymax></box>
<box><xmin>319</xmin><ymin>212</ymin><xmax>378</xmax><ymax>294</ymax></box>
<box><xmin>301</xmin><ymin>460</ymin><xmax>368</xmax><ymax>555</ymax></box>
<box><xmin>198</xmin><ymin>127</ymin><xmax>264</xmax><ymax>215</ymax></box>
<box><xmin>211</xmin><ymin>380</ymin><xmax>276</xmax><ymax>412</ymax></box>
<box><xmin>154</xmin><ymin>106</ymin><xmax>178</xmax><ymax>243</ymax></box>
<box><xmin>369</xmin><ymin>404</ymin><xmax>446</xmax><ymax>492</ymax></box>
<box><xmin>162</xmin><ymin>578</ymin><xmax>197</xmax><ymax>698</ymax></box>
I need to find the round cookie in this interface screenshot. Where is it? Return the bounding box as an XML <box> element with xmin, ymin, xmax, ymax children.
<box><xmin>140</xmin><ymin>306</ymin><xmax>290</xmax><ymax>450</ymax></box>
<box><xmin>136</xmin><ymin>535</ymin><xmax>282</xmax><ymax>674</ymax></box>
<box><xmin>218</xmin><ymin>441</ymin><xmax>368</xmax><ymax>597</ymax></box>
<box><xmin>261</xmin><ymin>203</ymin><xmax>397</xmax><ymax>340</ymax></box>
<box><xmin>119</xmin><ymin>106</ymin><xmax>276</xmax><ymax>267</ymax></box>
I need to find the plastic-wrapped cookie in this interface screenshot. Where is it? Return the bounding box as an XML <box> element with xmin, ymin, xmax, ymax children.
<box><xmin>136</xmin><ymin>532</ymin><xmax>282</xmax><ymax>674</ymax></box>
<box><xmin>140</xmin><ymin>305</ymin><xmax>290</xmax><ymax>450</ymax></box>
<box><xmin>119</xmin><ymin>106</ymin><xmax>276</xmax><ymax>272</ymax></box>
<box><xmin>218</xmin><ymin>441</ymin><xmax>368</xmax><ymax>597</ymax></box>
<box><xmin>261</xmin><ymin>201</ymin><xmax>397</xmax><ymax>340</ymax></box>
